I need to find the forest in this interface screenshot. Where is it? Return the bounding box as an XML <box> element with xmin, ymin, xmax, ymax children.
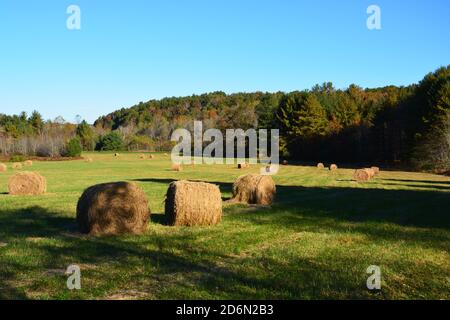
<box><xmin>1</xmin><ymin>66</ymin><xmax>449</xmax><ymax>172</ymax></box>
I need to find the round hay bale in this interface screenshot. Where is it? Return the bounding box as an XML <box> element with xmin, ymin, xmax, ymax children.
<box><xmin>85</xmin><ymin>157</ymin><xmax>93</xmax><ymax>163</ymax></box>
<box><xmin>76</xmin><ymin>182</ymin><xmax>150</xmax><ymax>235</ymax></box>
<box><xmin>365</xmin><ymin>168</ymin><xmax>376</xmax><ymax>178</ymax></box>
<box><xmin>317</xmin><ymin>163</ymin><xmax>325</xmax><ymax>169</ymax></box>
<box><xmin>232</xmin><ymin>174</ymin><xmax>276</xmax><ymax>205</ymax></box>
<box><xmin>238</xmin><ymin>163</ymin><xmax>250</xmax><ymax>169</ymax></box>
<box><xmin>371</xmin><ymin>166</ymin><xmax>380</xmax><ymax>175</ymax></box>
<box><xmin>24</xmin><ymin>160</ymin><xmax>33</xmax><ymax>166</ymax></box>
<box><xmin>0</xmin><ymin>163</ymin><xmax>7</xmax><ymax>172</ymax></box>
<box><xmin>164</xmin><ymin>153</ymin><xmax>169</xmax><ymax>156</ymax></box>
<box><xmin>139</xmin><ymin>154</ymin><xmax>145</xmax><ymax>159</ymax></box>
<box><xmin>282</xmin><ymin>160</ymin><xmax>288</xmax><ymax>165</ymax></box>
<box><xmin>8</xmin><ymin>171</ymin><xmax>47</xmax><ymax>195</ymax></box>
<box><xmin>114</xmin><ymin>153</ymin><xmax>120</xmax><ymax>157</ymax></box>
<box><xmin>165</xmin><ymin>181</ymin><xmax>222</xmax><ymax>226</ymax></box>
<box><xmin>149</xmin><ymin>154</ymin><xmax>154</xmax><ymax>159</ymax></box>
<box><xmin>329</xmin><ymin>164</ymin><xmax>338</xmax><ymax>171</ymax></box>
<box><xmin>354</xmin><ymin>169</ymin><xmax>373</xmax><ymax>182</ymax></box>
<box><xmin>172</xmin><ymin>164</ymin><xmax>183</xmax><ymax>171</ymax></box>
<box><xmin>12</xmin><ymin>163</ymin><xmax>23</xmax><ymax>170</ymax></box>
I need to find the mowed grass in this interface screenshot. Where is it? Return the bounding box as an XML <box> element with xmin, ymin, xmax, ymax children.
<box><xmin>0</xmin><ymin>152</ymin><xmax>449</xmax><ymax>300</ymax></box>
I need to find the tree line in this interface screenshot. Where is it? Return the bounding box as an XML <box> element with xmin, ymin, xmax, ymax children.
<box><xmin>1</xmin><ymin>66</ymin><xmax>448</xmax><ymax>172</ymax></box>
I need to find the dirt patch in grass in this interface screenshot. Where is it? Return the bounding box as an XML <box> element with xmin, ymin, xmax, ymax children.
<box><xmin>105</xmin><ymin>289</ymin><xmax>152</xmax><ymax>300</ymax></box>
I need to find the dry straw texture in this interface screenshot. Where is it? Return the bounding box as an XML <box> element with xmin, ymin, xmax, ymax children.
<box><xmin>76</xmin><ymin>182</ymin><xmax>150</xmax><ymax>235</ymax></box>
<box><xmin>24</xmin><ymin>160</ymin><xmax>33</xmax><ymax>166</ymax></box>
<box><xmin>139</xmin><ymin>154</ymin><xmax>145</xmax><ymax>159</ymax></box>
<box><xmin>12</xmin><ymin>163</ymin><xmax>23</xmax><ymax>169</ymax></box>
<box><xmin>8</xmin><ymin>171</ymin><xmax>47</xmax><ymax>195</ymax></box>
<box><xmin>0</xmin><ymin>163</ymin><xmax>6</xmax><ymax>172</ymax></box>
<box><xmin>317</xmin><ymin>163</ymin><xmax>325</xmax><ymax>169</ymax></box>
<box><xmin>371</xmin><ymin>166</ymin><xmax>380</xmax><ymax>175</ymax></box>
<box><xmin>172</xmin><ymin>164</ymin><xmax>183</xmax><ymax>171</ymax></box>
<box><xmin>354</xmin><ymin>168</ymin><xmax>376</xmax><ymax>182</ymax></box>
<box><xmin>330</xmin><ymin>164</ymin><xmax>338</xmax><ymax>171</ymax></box>
<box><xmin>232</xmin><ymin>174</ymin><xmax>276</xmax><ymax>205</ymax></box>
<box><xmin>165</xmin><ymin>180</ymin><xmax>222</xmax><ymax>226</ymax></box>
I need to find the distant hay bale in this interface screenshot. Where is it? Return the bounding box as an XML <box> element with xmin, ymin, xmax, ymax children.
<box><xmin>232</xmin><ymin>174</ymin><xmax>276</xmax><ymax>205</ymax></box>
<box><xmin>317</xmin><ymin>163</ymin><xmax>325</xmax><ymax>169</ymax></box>
<box><xmin>329</xmin><ymin>164</ymin><xmax>338</xmax><ymax>171</ymax></box>
<box><xmin>371</xmin><ymin>166</ymin><xmax>380</xmax><ymax>175</ymax></box>
<box><xmin>366</xmin><ymin>168</ymin><xmax>376</xmax><ymax>178</ymax></box>
<box><xmin>8</xmin><ymin>171</ymin><xmax>47</xmax><ymax>195</ymax></box>
<box><xmin>164</xmin><ymin>153</ymin><xmax>168</xmax><ymax>156</ymax></box>
<box><xmin>172</xmin><ymin>164</ymin><xmax>183</xmax><ymax>171</ymax></box>
<box><xmin>24</xmin><ymin>160</ymin><xmax>33</xmax><ymax>166</ymax></box>
<box><xmin>114</xmin><ymin>153</ymin><xmax>120</xmax><ymax>157</ymax></box>
<box><xmin>139</xmin><ymin>154</ymin><xmax>145</xmax><ymax>159</ymax></box>
<box><xmin>165</xmin><ymin>181</ymin><xmax>222</xmax><ymax>226</ymax></box>
<box><xmin>282</xmin><ymin>160</ymin><xmax>288</xmax><ymax>165</ymax></box>
<box><xmin>0</xmin><ymin>163</ymin><xmax>7</xmax><ymax>172</ymax></box>
<box><xmin>354</xmin><ymin>169</ymin><xmax>373</xmax><ymax>182</ymax></box>
<box><xmin>76</xmin><ymin>182</ymin><xmax>150</xmax><ymax>235</ymax></box>
<box><xmin>12</xmin><ymin>163</ymin><xmax>23</xmax><ymax>170</ymax></box>
<box><xmin>85</xmin><ymin>157</ymin><xmax>93</xmax><ymax>163</ymax></box>
<box><xmin>149</xmin><ymin>154</ymin><xmax>154</xmax><ymax>159</ymax></box>
<box><xmin>238</xmin><ymin>163</ymin><xmax>249</xmax><ymax>169</ymax></box>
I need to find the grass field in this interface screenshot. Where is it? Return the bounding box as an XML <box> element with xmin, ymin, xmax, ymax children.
<box><xmin>0</xmin><ymin>152</ymin><xmax>449</xmax><ymax>300</ymax></box>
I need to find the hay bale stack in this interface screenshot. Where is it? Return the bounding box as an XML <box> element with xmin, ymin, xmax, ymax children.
<box><xmin>165</xmin><ymin>181</ymin><xmax>222</xmax><ymax>226</ymax></box>
<box><xmin>76</xmin><ymin>182</ymin><xmax>150</xmax><ymax>235</ymax></box>
<box><xmin>24</xmin><ymin>160</ymin><xmax>33</xmax><ymax>166</ymax></box>
<box><xmin>172</xmin><ymin>164</ymin><xmax>183</xmax><ymax>171</ymax></box>
<box><xmin>0</xmin><ymin>163</ymin><xmax>7</xmax><ymax>172</ymax></box>
<box><xmin>371</xmin><ymin>166</ymin><xmax>380</xmax><ymax>175</ymax></box>
<box><xmin>317</xmin><ymin>163</ymin><xmax>325</xmax><ymax>169</ymax></box>
<box><xmin>12</xmin><ymin>163</ymin><xmax>23</xmax><ymax>170</ymax></box>
<box><xmin>329</xmin><ymin>164</ymin><xmax>338</xmax><ymax>171</ymax></box>
<box><xmin>354</xmin><ymin>169</ymin><xmax>374</xmax><ymax>182</ymax></box>
<box><xmin>232</xmin><ymin>174</ymin><xmax>276</xmax><ymax>205</ymax></box>
<box><xmin>8</xmin><ymin>171</ymin><xmax>47</xmax><ymax>195</ymax></box>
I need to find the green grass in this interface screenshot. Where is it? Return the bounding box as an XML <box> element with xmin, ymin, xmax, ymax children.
<box><xmin>0</xmin><ymin>152</ymin><xmax>449</xmax><ymax>300</ymax></box>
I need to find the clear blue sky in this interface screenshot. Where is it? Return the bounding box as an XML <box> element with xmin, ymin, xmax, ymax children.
<box><xmin>0</xmin><ymin>0</ymin><xmax>449</xmax><ymax>123</ymax></box>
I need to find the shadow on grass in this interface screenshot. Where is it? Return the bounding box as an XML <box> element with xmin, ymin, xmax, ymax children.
<box><xmin>0</xmin><ymin>206</ymin><xmax>394</xmax><ymax>300</ymax></box>
<box><xmin>382</xmin><ymin>178</ymin><xmax>450</xmax><ymax>185</ymax></box>
<box><xmin>0</xmin><ymin>177</ymin><xmax>449</xmax><ymax>299</ymax></box>
<box><xmin>136</xmin><ymin>177</ymin><xmax>450</xmax><ymax>231</ymax></box>
<box><xmin>150</xmin><ymin>213</ymin><xmax>167</xmax><ymax>225</ymax></box>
